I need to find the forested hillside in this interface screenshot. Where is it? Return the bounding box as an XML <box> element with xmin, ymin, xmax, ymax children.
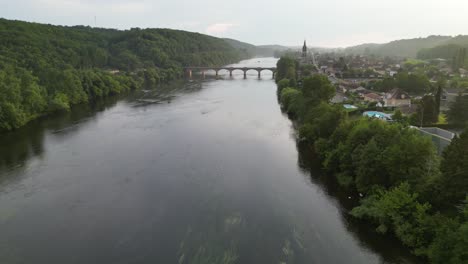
<box><xmin>223</xmin><ymin>38</ymin><xmax>288</xmax><ymax>57</ymax></box>
<box><xmin>344</xmin><ymin>36</ymin><xmax>452</xmax><ymax>57</ymax></box>
<box><xmin>417</xmin><ymin>44</ymin><xmax>468</xmax><ymax>70</ymax></box>
<box><xmin>417</xmin><ymin>44</ymin><xmax>463</xmax><ymax>60</ymax></box>
<box><xmin>0</xmin><ymin>19</ymin><xmax>247</xmax><ymax>131</ymax></box>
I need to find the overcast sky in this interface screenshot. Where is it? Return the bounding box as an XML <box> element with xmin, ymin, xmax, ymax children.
<box><xmin>2</xmin><ymin>0</ymin><xmax>468</xmax><ymax>47</ymax></box>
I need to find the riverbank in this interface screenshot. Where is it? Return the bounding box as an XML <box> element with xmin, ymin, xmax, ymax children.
<box><xmin>0</xmin><ymin>65</ymin><xmax>243</xmax><ymax>133</ymax></box>
<box><xmin>275</xmin><ymin>56</ymin><xmax>468</xmax><ymax>264</ymax></box>
<box><xmin>0</xmin><ymin>57</ymin><xmax>425</xmax><ymax>264</ymax></box>
<box><xmin>0</xmin><ymin>18</ymin><xmax>248</xmax><ymax>132</ymax></box>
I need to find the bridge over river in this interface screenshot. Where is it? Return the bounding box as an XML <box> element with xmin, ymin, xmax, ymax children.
<box><xmin>185</xmin><ymin>66</ymin><xmax>277</xmax><ymax>79</ymax></box>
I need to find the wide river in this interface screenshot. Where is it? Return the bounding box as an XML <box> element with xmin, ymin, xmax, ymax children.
<box><xmin>0</xmin><ymin>58</ymin><xmax>419</xmax><ymax>263</ymax></box>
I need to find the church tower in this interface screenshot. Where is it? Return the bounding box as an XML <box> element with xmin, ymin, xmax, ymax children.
<box><xmin>302</xmin><ymin>40</ymin><xmax>307</xmax><ymax>58</ymax></box>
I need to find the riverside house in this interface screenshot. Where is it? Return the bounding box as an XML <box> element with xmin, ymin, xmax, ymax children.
<box><xmin>384</xmin><ymin>88</ymin><xmax>411</xmax><ymax>107</ymax></box>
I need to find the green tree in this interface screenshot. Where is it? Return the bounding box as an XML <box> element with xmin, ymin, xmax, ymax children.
<box><xmin>299</xmin><ymin>103</ymin><xmax>346</xmax><ymax>142</ymax></box>
<box><xmin>416</xmin><ymin>95</ymin><xmax>438</xmax><ymax>125</ymax></box>
<box><xmin>352</xmin><ymin>138</ymin><xmax>387</xmax><ymax>192</ymax></box>
<box><xmin>395</xmin><ymin>72</ymin><xmax>430</xmax><ymax>94</ymax></box>
<box><xmin>436</xmin><ymin>130</ymin><xmax>468</xmax><ymax>205</ymax></box>
<box><xmin>49</xmin><ymin>93</ymin><xmax>70</xmax><ymax>112</ymax></box>
<box><xmin>447</xmin><ymin>94</ymin><xmax>468</xmax><ymax>127</ymax></box>
<box><xmin>351</xmin><ymin>183</ymin><xmax>437</xmax><ymax>254</ymax></box>
<box><xmin>0</xmin><ymin>18</ymin><xmax>245</xmax><ymax>131</ymax></box>
<box><xmin>392</xmin><ymin>109</ymin><xmax>408</xmax><ymax>124</ymax></box>
<box><xmin>280</xmin><ymin>87</ymin><xmax>304</xmax><ymax>116</ymax></box>
<box><xmin>277</xmin><ymin>78</ymin><xmax>290</xmax><ymax>94</ymax></box>
<box><xmin>301</xmin><ymin>75</ymin><xmax>335</xmax><ymax>102</ymax></box>
<box><xmin>276</xmin><ymin>56</ymin><xmax>297</xmax><ymax>82</ymax></box>
<box><xmin>318</xmin><ymin>118</ymin><xmax>439</xmax><ymax>192</ymax></box>
<box><xmin>427</xmin><ymin>198</ymin><xmax>468</xmax><ymax>264</ymax></box>
<box><xmin>435</xmin><ymin>81</ymin><xmax>444</xmax><ymax>118</ymax></box>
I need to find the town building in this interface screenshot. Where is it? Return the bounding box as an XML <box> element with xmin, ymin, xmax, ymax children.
<box><xmin>363</xmin><ymin>92</ymin><xmax>382</xmax><ymax>102</ymax></box>
<box><xmin>298</xmin><ymin>40</ymin><xmax>314</xmax><ymax>65</ymax></box>
<box><xmin>384</xmin><ymin>88</ymin><xmax>411</xmax><ymax>107</ymax></box>
<box><xmin>416</xmin><ymin>127</ymin><xmax>455</xmax><ymax>155</ymax></box>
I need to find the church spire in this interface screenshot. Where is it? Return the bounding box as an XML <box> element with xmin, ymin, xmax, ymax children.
<box><xmin>302</xmin><ymin>40</ymin><xmax>307</xmax><ymax>58</ymax></box>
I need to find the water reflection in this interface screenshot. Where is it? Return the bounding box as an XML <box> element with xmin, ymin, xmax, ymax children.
<box><xmin>133</xmin><ymin>80</ymin><xmax>203</xmax><ymax>107</ymax></box>
<box><xmin>0</xmin><ymin>58</ymin><xmax>421</xmax><ymax>264</ymax></box>
<box><xmin>0</xmin><ymin>96</ymin><xmax>121</xmax><ymax>176</ymax></box>
<box><xmin>0</xmin><ymin>126</ymin><xmax>44</xmax><ymax>172</ymax></box>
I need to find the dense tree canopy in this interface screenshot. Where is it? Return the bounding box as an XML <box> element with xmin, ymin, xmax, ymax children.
<box><xmin>418</xmin><ymin>45</ymin><xmax>468</xmax><ymax>71</ymax></box>
<box><xmin>301</xmin><ymin>75</ymin><xmax>335</xmax><ymax>102</ymax></box>
<box><xmin>0</xmin><ymin>19</ymin><xmax>246</xmax><ymax>131</ymax></box>
<box><xmin>417</xmin><ymin>44</ymin><xmax>464</xmax><ymax>61</ymax></box>
<box><xmin>372</xmin><ymin>72</ymin><xmax>431</xmax><ymax>94</ymax></box>
<box><xmin>276</xmin><ymin>55</ymin><xmax>468</xmax><ymax>263</ymax></box>
<box><xmin>275</xmin><ymin>57</ymin><xmax>297</xmax><ymax>82</ymax></box>
<box><xmin>395</xmin><ymin>72</ymin><xmax>432</xmax><ymax>94</ymax></box>
<box><xmin>316</xmin><ymin>119</ymin><xmax>439</xmax><ymax>193</ymax></box>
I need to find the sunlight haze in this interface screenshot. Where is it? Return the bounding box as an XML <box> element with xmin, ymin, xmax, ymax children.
<box><xmin>2</xmin><ymin>0</ymin><xmax>468</xmax><ymax>46</ymax></box>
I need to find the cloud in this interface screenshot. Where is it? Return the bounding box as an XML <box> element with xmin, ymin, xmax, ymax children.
<box><xmin>8</xmin><ymin>0</ymin><xmax>468</xmax><ymax>45</ymax></box>
<box><xmin>205</xmin><ymin>23</ymin><xmax>236</xmax><ymax>35</ymax></box>
<box><xmin>36</xmin><ymin>0</ymin><xmax>85</xmax><ymax>10</ymax></box>
<box><xmin>36</xmin><ymin>0</ymin><xmax>148</xmax><ymax>15</ymax></box>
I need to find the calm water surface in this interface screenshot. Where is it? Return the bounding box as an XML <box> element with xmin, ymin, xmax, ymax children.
<box><xmin>0</xmin><ymin>58</ymin><xmax>418</xmax><ymax>263</ymax></box>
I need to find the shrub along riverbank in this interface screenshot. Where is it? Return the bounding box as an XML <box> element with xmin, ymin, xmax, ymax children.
<box><xmin>0</xmin><ymin>19</ymin><xmax>248</xmax><ymax>131</ymax></box>
<box><xmin>276</xmin><ymin>56</ymin><xmax>468</xmax><ymax>264</ymax></box>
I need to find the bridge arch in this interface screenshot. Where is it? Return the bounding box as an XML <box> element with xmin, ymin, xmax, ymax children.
<box><xmin>185</xmin><ymin>66</ymin><xmax>276</xmax><ymax>79</ymax></box>
<box><xmin>229</xmin><ymin>68</ymin><xmax>246</xmax><ymax>77</ymax></box>
<box><xmin>258</xmin><ymin>68</ymin><xmax>275</xmax><ymax>73</ymax></box>
<box><xmin>216</xmin><ymin>68</ymin><xmax>231</xmax><ymax>75</ymax></box>
<box><xmin>245</xmin><ymin>68</ymin><xmax>262</xmax><ymax>78</ymax></box>
<box><xmin>258</xmin><ymin>68</ymin><xmax>276</xmax><ymax>77</ymax></box>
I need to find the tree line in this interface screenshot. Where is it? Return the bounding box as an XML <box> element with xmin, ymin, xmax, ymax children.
<box><xmin>418</xmin><ymin>44</ymin><xmax>467</xmax><ymax>70</ymax></box>
<box><xmin>369</xmin><ymin>72</ymin><xmax>431</xmax><ymax>94</ymax></box>
<box><xmin>0</xmin><ymin>19</ymin><xmax>247</xmax><ymax>131</ymax></box>
<box><xmin>276</xmin><ymin>56</ymin><xmax>468</xmax><ymax>263</ymax></box>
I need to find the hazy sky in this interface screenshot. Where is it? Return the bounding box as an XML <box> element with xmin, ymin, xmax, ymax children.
<box><xmin>2</xmin><ymin>0</ymin><xmax>468</xmax><ymax>47</ymax></box>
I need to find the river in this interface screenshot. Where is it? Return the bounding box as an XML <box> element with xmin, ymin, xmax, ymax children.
<box><xmin>0</xmin><ymin>58</ymin><xmax>419</xmax><ymax>263</ymax></box>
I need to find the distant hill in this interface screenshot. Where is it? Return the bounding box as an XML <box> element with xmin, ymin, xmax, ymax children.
<box><xmin>223</xmin><ymin>38</ymin><xmax>256</xmax><ymax>56</ymax></box>
<box><xmin>222</xmin><ymin>38</ymin><xmax>256</xmax><ymax>50</ymax></box>
<box><xmin>256</xmin><ymin>44</ymin><xmax>289</xmax><ymax>56</ymax></box>
<box><xmin>417</xmin><ymin>44</ymin><xmax>462</xmax><ymax>60</ymax></box>
<box><xmin>444</xmin><ymin>35</ymin><xmax>468</xmax><ymax>47</ymax></box>
<box><xmin>344</xmin><ymin>36</ymin><xmax>452</xmax><ymax>58</ymax></box>
<box><xmin>223</xmin><ymin>38</ymin><xmax>288</xmax><ymax>57</ymax></box>
<box><xmin>417</xmin><ymin>36</ymin><xmax>468</xmax><ymax>61</ymax></box>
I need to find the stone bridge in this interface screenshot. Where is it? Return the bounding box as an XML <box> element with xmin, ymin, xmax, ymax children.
<box><xmin>185</xmin><ymin>67</ymin><xmax>277</xmax><ymax>79</ymax></box>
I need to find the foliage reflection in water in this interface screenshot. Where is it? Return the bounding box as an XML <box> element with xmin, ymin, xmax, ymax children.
<box><xmin>0</xmin><ymin>58</ymin><xmax>420</xmax><ymax>264</ymax></box>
